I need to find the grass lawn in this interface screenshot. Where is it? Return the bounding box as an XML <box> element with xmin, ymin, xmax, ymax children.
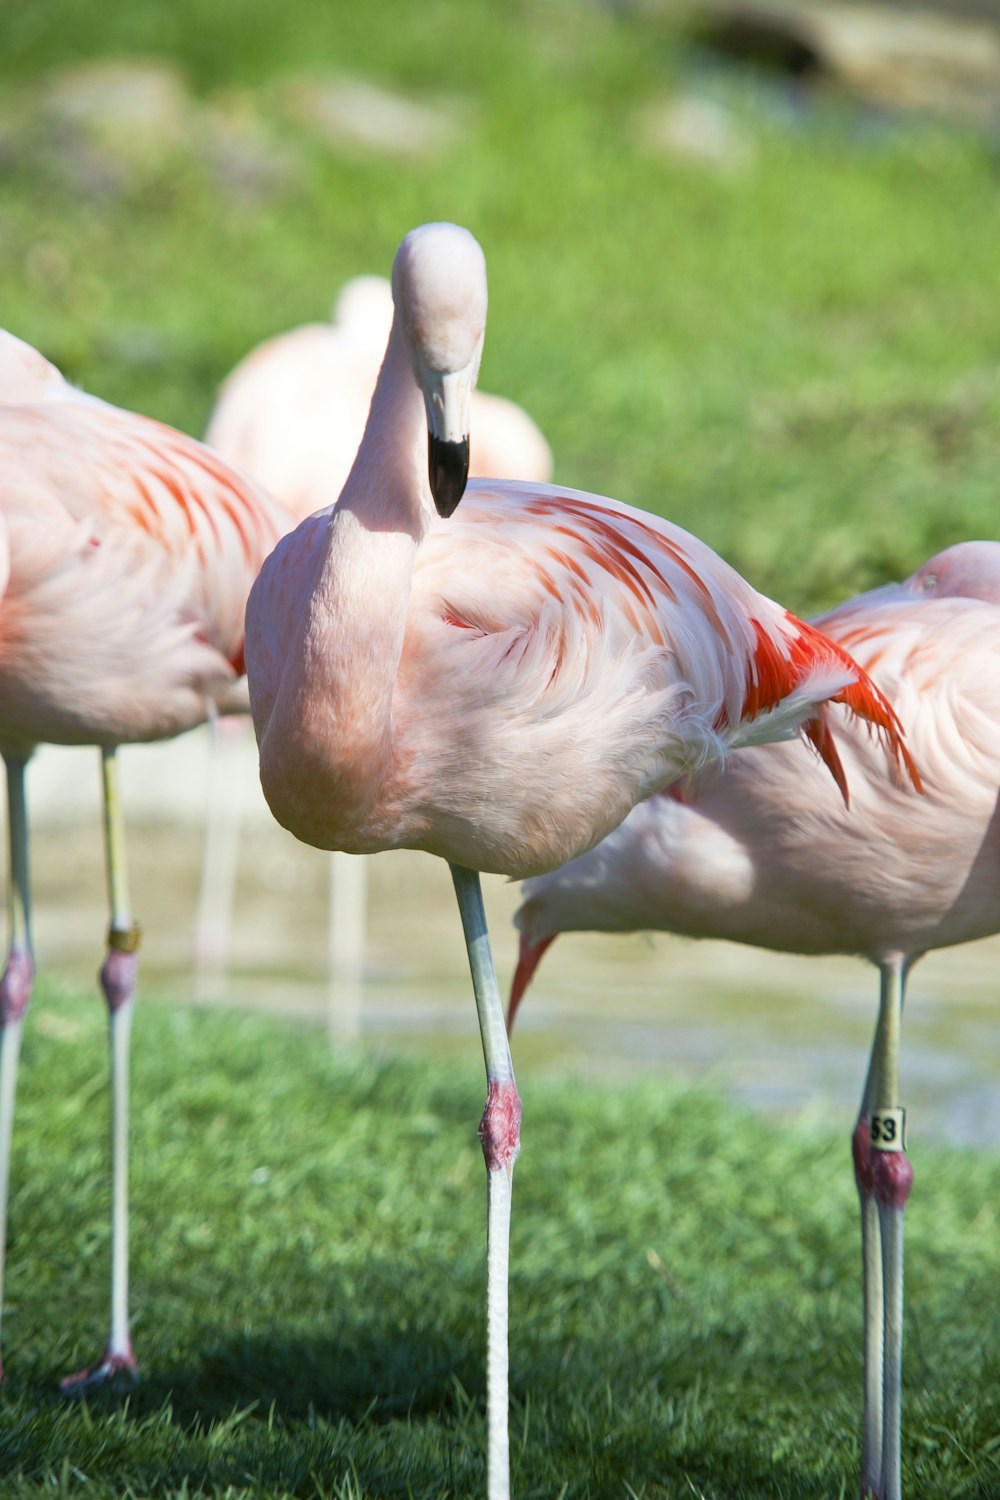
<box><xmin>1</xmin><ymin>3</ymin><xmax>1000</xmax><ymax>1495</ymax></box>
<box><xmin>1</xmin><ymin>0</ymin><xmax>999</xmax><ymax>612</ymax></box>
<box><xmin>0</xmin><ymin>988</ymin><xmax>999</xmax><ymax>1498</ymax></box>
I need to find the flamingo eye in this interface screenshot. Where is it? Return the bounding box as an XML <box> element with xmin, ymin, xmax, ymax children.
<box><xmin>920</xmin><ymin>573</ymin><xmax>938</xmax><ymax>592</ymax></box>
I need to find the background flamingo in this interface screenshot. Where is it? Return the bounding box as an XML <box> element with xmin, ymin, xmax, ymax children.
<box><xmin>204</xmin><ymin>271</ymin><xmax>554</xmax><ymax>521</ymax></box>
<box><xmin>200</xmin><ymin>272</ymin><xmax>554</xmax><ymax>1030</ymax></box>
<box><xmin>243</xmin><ymin>220</ymin><xmax>913</xmax><ymax>1500</ymax></box>
<box><xmin>0</xmin><ymin>329</ymin><xmax>291</xmax><ymax>1387</ymax></box>
<box><xmin>510</xmin><ymin>540</ymin><xmax>1000</xmax><ymax>1500</ymax></box>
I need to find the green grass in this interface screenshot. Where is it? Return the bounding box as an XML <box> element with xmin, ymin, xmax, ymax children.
<box><xmin>1</xmin><ymin>988</ymin><xmax>999</xmax><ymax>1497</ymax></box>
<box><xmin>2</xmin><ymin>7</ymin><xmax>1000</xmax><ymax>1491</ymax></box>
<box><xmin>1</xmin><ymin>1</ymin><xmax>999</xmax><ymax>610</ymax></box>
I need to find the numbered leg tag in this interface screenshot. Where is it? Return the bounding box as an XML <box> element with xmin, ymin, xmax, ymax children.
<box><xmin>870</xmin><ymin>1107</ymin><xmax>906</xmax><ymax>1152</ymax></box>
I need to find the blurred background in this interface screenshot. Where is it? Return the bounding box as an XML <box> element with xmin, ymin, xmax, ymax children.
<box><xmin>3</xmin><ymin>0</ymin><xmax>1000</xmax><ymax>1145</ymax></box>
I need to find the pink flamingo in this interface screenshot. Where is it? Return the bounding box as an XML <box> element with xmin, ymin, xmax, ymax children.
<box><xmin>202</xmin><ymin>273</ymin><xmax>554</xmax><ymax>1025</ymax></box>
<box><xmin>0</xmin><ymin>329</ymin><xmax>291</xmax><ymax>1387</ymax></box>
<box><xmin>511</xmin><ymin>540</ymin><xmax>1000</xmax><ymax>1500</ymax></box>
<box><xmin>243</xmin><ymin>220</ymin><xmax>914</xmax><ymax>1499</ymax></box>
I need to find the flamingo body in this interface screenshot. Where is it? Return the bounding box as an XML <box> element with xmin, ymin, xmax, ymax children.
<box><xmin>513</xmin><ymin>550</ymin><xmax>1000</xmax><ymax>984</ymax></box>
<box><xmin>0</xmin><ymin>328</ymin><xmax>291</xmax><ymax>1387</ymax></box>
<box><xmin>510</xmin><ymin>541</ymin><xmax>1000</xmax><ymax>1500</ymax></box>
<box><xmin>0</xmin><ymin>333</ymin><xmax>288</xmax><ymax>750</ymax></box>
<box><xmin>244</xmin><ymin>220</ymin><xmax>912</xmax><ymax>1500</ymax></box>
<box><xmin>249</xmin><ymin>479</ymin><xmax>906</xmax><ymax>878</ymax></box>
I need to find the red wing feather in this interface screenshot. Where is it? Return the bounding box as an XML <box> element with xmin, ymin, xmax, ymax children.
<box><xmin>746</xmin><ymin>614</ymin><xmax>922</xmax><ymax>799</ymax></box>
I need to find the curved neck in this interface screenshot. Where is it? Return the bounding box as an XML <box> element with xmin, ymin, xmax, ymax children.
<box><xmin>312</xmin><ymin>319</ymin><xmax>431</xmax><ymax>746</ymax></box>
<box><xmin>262</xmin><ymin>322</ymin><xmax>435</xmax><ymax>843</ymax></box>
<box><xmin>337</xmin><ymin>323</ymin><xmax>433</xmax><ymax>536</ymax></box>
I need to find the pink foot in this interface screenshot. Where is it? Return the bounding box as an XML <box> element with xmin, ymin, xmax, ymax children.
<box><xmin>60</xmin><ymin>1347</ymin><xmax>139</xmax><ymax>1394</ymax></box>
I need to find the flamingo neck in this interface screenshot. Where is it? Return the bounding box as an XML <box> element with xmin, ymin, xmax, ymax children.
<box><xmin>313</xmin><ymin>320</ymin><xmax>431</xmax><ymax>720</ymax></box>
<box><xmin>266</xmin><ymin>326</ymin><xmax>434</xmax><ymax>848</ymax></box>
<box><xmin>337</xmin><ymin>324</ymin><xmax>434</xmax><ymax>535</ymax></box>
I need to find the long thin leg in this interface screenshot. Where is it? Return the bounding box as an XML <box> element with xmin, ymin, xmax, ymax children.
<box><xmin>194</xmin><ymin>715</ymin><xmax>245</xmax><ymax>1002</ymax></box>
<box><xmin>856</xmin><ymin>952</ymin><xmax>912</xmax><ymax>1500</ymax></box>
<box><xmin>872</xmin><ymin>958</ymin><xmax>912</xmax><ymax>1500</ymax></box>
<box><xmin>450</xmin><ymin>865</ymin><xmax>520</xmax><ymax>1500</ymax></box>
<box><xmin>853</xmin><ymin>961</ymin><xmax>896</xmax><ymax>1495</ymax></box>
<box><xmin>62</xmin><ymin>747</ymin><xmax>140</xmax><ymax>1390</ymax></box>
<box><xmin>327</xmin><ymin>851</ymin><xmax>367</xmax><ymax>1045</ymax></box>
<box><xmin>0</xmin><ymin>751</ymin><xmax>35</xmax><ymax>1381</ymax></box>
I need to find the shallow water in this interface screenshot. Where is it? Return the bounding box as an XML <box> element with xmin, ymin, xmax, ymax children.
<box><xmin>21</xmin><ymin>731</ymin><xmax>1000</xmax><ymax>1152</ymax></box>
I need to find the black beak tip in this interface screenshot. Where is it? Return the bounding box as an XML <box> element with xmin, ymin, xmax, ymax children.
<box><xmin>429</xmin><ymin>435</ymin><xmax>470</xmax><ymax>518</ymax></box>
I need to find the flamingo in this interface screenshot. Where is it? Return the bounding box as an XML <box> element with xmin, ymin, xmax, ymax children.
<box><xmin>201</xmin><ymin>273</ymin><xmax>554</xmax><ymax>1028</ymax></box>
<box><xmin>242</xmin><ymin>220</ymin><xmax>914</xmax><ymax>1500</ymax></box>
<box><xmin>510</xmin><ymin>540</ymin><xmax>1000</xmax><ymax>1500</ymax></box>
<box><xmin>0</xmin><ymin>329</ymin><xmax>291</xmax><ymax>1387</ymax></box>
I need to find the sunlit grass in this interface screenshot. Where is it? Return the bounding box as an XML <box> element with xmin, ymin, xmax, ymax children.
<box><xmin>1</xmin><ymin>2</ymin><xmax>999</xmax><ymax>611</ymax></box>
<box><xmin>1</xmin><ymin>6</ymin><xmax>999</xmax><ymax>1492</ymax></box>
<box><xmin>1</xmin><ymin>989</ymin><xmax>999</xmax><ymax>1497</ymax></box>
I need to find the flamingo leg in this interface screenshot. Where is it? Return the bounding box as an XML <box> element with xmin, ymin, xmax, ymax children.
<box><xmin>853</xmin><ymin>961</ymin><xmax>893</xmax><ymax>1494</ymax></box>
<box><xmin>450</xmin><ymin>865</ymin><xmax>520</xmax><ymax>1500</ymax></box>
<box><xmin>62</xmin><ymin>747</ymin><xmax>139</xmax><ymax>1390</ymax></box>
<box><xmin>855</xmin><ymin>953</ymin><xmax>912</xmax><ymax>1500</ymax></box>
<box><xmin>327</xmin><ymin>851</ymin><xmax>367</xmax><ymax>1045</ymax></box>
<box><xmin>194</xmin><ymin>715</ymin><xmax>244</xmax><ymax>1002</ymax></box>
<box><xmin>0</xmin><ymin>751</ymin><xmax>35</xmax><ymax>1381</ymax></box>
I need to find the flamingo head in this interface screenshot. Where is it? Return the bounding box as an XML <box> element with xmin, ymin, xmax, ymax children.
<box><xmin>904</xmin><ymin>541</ymin><xmax>1000</xmax><ymax>606</ymax></box>
<box><xmin>392</xmin><ymin>222</ymin><xmax>487</xmax><ymax>518</ymax></box>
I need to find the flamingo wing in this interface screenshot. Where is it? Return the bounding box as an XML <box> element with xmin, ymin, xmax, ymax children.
<box><xmin>414</xmin><ymin>482</ymin><xmax>911</xmax><ymax>792</ymax></box>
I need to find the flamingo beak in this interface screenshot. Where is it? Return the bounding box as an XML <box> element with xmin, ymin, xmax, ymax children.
<box><xmin>428</xmin><ymin>434</ymin><xmax>470</xmax><ymax>518</ymax></box>
<box><xmin>422</xmin><ymin>366</ymin><xmax>472</xmax><ymax>517</ymax></box>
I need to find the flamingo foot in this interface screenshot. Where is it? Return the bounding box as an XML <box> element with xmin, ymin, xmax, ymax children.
<box><xmin>60</xmin><ymin>1344</ymin><xmax>139</xmax><ymax>1395</ymax></box>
